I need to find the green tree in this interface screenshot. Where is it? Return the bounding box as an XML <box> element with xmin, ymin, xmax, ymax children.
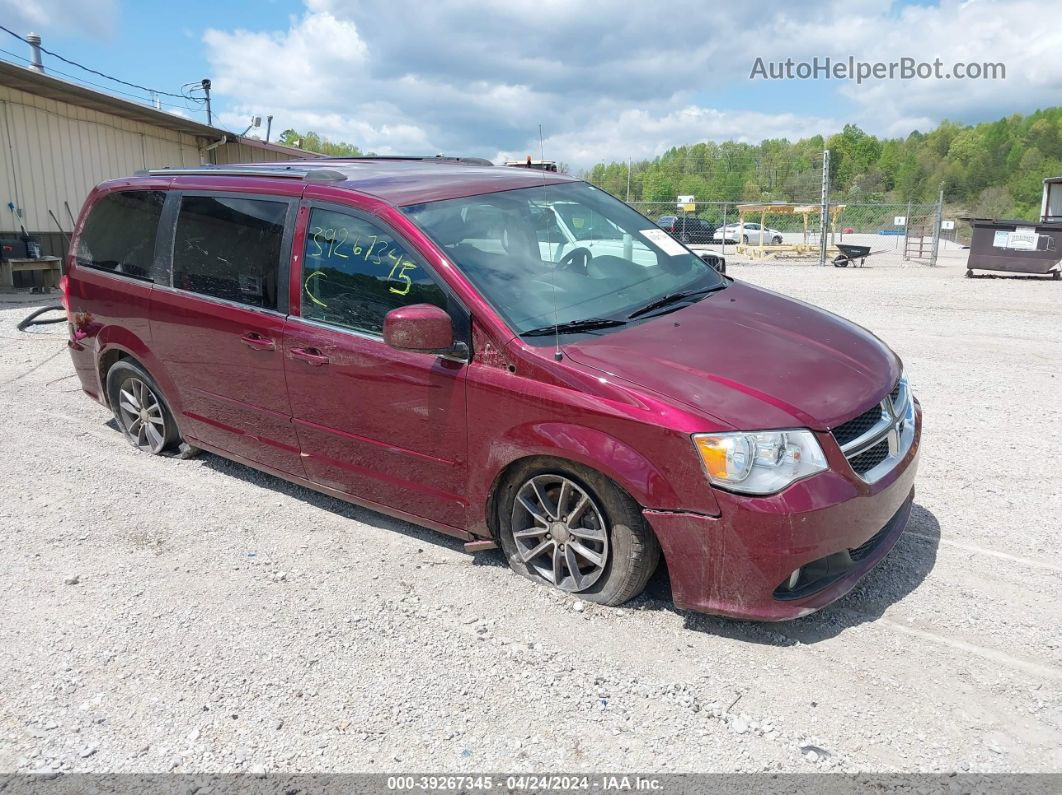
<box><xmin>276</xmin><ymin>129</ymin><xmax>363</xmax><ymax>156</ymax></box>
<box><xmin>577</xmin><ymin>107</ymin><xmax>1062</xmax><ymax>220</ymax></box>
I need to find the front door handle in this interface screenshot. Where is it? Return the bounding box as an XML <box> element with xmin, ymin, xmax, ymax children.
<box><xmin>240</xmin><ymin>332</ymin><xmax>275</xmax><ymax>351</ymax></box>
<box><xmin>290</xmin><ymin>346</ymin><xmax>329</xmax><ymax>366</ymax></box>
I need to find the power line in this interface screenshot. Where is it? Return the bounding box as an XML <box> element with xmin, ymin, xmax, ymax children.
<box><xmin>0</xmin><ymin>24</ymin><xmax>196</xmax><ymax>101</ymax></box>
<box><xmin>0</xmin><ymin>49</ymin><xmax>205</xmax><ymax>117</ymax></box>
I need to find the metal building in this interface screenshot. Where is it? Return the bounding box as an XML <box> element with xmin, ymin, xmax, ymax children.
<box><xmin>0</xmin><ymin>59</ymin><xmax>319</xmax><ymax>265</ymax></box>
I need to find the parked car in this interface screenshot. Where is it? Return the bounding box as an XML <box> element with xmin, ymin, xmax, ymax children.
<box><xmin>656</xmin><ymin>215</ymin><xmax>717</xmax><ymax>244</ymax></box>
<box><xmin>63</xmin><ymin>158</ymin><xmax>919</xmax><ymax>620</ymax></box>
<box><xmin>528</xmin><ymin>205</ymin><xmax>725</xmax><ymax>272</ymax></box>
<box><xmin>714</xmin><ymin>222</ymin><xmax>783</xmax><ymax>244</ymax></box>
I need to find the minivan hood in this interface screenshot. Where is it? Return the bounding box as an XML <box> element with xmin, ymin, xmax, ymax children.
<box><xmin>563</xmin><ymin>281</ymin><xmax>900</xmax><ymax>431</ymax></box>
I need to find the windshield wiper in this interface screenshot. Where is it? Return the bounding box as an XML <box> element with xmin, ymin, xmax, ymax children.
<box><xmin>520</xmin><ymin>317</ymin><xmax>628</xmax><ymax>337</ymax></box>
<box><xmin>627</xmin><ymin>285</ymin><xmax>724</xmax><ymax>320</ymax></box>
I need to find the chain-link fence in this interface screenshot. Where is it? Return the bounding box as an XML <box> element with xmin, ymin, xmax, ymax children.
<box><xmin>595</xmin><ymin>147</ymin><xmax>950</xmax><ymax>265</ymax></box>
<box><xmin>835</xmin><ymin>203</ymin><xmax>942</xmax><ymax>264</ymax></box>
<box><xmin>624</xmin><ymin>199</ymin><xmax>945</xmax><ymax>265</ymax></box>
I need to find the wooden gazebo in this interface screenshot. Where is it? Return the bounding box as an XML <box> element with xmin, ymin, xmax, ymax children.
<box><xmin>734</xmin><ymin>202</ymin><xmax>846</xmax><ymax>258</ymax></box>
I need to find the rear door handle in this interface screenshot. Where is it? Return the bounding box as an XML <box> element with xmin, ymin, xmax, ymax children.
<box><xmin>290</xmin><ymin>346</ymin><xmax>329</xmax><ymax>366</ymax></box>
<box><xmin>240</xmin><ymin>332</ymin><xmax>275</xmax><ymax>351</ymax></box>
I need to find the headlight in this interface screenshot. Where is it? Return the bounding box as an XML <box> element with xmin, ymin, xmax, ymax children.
<box><xmin>692</xmin><ymin>430</ymin><xmax>828</xmax><ymax>495</ymax></box>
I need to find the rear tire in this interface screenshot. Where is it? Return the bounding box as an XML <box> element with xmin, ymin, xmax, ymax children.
<box><xmin>742</xmin><ymin>235</ymin><xmax>749</xmax><ymax>244</ymax></box>
<box><xmin>106</xmin><ymin>360</ymin><xmax>180</xmax><ymax>455</ymax></box>
<box><xmin>496</xmin><ymin>458</ymin><xmax>660</xmax><ymax>606</ymax></box>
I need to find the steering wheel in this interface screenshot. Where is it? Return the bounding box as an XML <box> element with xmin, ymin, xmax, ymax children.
<box><xmin>557</xmin><ymin>247</ymin><xmax>593</xmax><ymax>273</ymax></box>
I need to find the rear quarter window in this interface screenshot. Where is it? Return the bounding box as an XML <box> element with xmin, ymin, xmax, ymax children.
<box><xmin>76</xmin><ymin>190</ymin><xmax>166</xmax><ymax>280</ymax></box>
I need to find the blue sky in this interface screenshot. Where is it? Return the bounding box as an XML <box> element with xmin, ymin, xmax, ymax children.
<box><xmin>0</xmin><ymin>1</ymin><xmax>291</xmax><ymax>118</ymax></box>
<box><xmin>2</xmin><ymin>0</ymin><xmax>1060</xmax><ymax>169</ymax></box>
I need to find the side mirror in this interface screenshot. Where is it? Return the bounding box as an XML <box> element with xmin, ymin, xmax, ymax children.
<box><xmin>700</xmin><ymin>253</ymin><xmax>726</xmax><ymax>274</ymax></box>
<box><xmin>383</xmin><ymin>303</ymin><xmax>456</xmax><ymax>354</ymax></box>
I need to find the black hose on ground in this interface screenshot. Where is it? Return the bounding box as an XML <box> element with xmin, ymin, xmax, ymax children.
<box><xmin>17</xmin><ymin>304</ymin><xmax>66</xmax><ymax>332</ymax></box>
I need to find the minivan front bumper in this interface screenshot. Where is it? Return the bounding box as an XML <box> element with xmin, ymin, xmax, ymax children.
<box><xmin>645</xmin><ymin>404</ymin><xmax>921</xmax><ymax>621</ymax></box>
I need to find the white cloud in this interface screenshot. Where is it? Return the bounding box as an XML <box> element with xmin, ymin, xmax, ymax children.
<box><xmin>0</xmin><ymin>0</ymin><xmax>117</xmax><ymax>38</ymax></box>
<box><xmin>215</xmin><ymin>108</ymin><xmax>434</xmax><ymax>155</ymax></box>
<box><xmin>768</xmin><ymin>0</ymin><xmax>1062</xmax><ymax>131</ymax></box>
<box><xmin>204</xmin><ymin>11</ymin><xmax>366</xmax><ymax>107</ymax></box>
<box><xmin>502</xmin><ymin>106</ymin><xmax>841</xmax><ymax>169</ymax></box>
<box><xmin>202</xmin><ymin>0</ymin><xmax>1062</xmax><ymax>170</ymax></box>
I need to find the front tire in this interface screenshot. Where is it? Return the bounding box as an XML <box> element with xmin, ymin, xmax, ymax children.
<box><xmin>773</xmin><ymin>236</ymin><xmax>782</xmax><ymax>245</ymax></box>
<box><xmin>106</xmin><ymin>360</ymin><xmax>179</xmax><ymax>455</ymax></box>
<box><xmin>497</xmin><ymin>459</ymin><xmax>660</xmax><ymax>606</ymax></box>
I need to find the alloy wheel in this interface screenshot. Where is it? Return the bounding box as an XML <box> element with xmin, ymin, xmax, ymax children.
<box><xmin>510</xmin><ymin>474</ymin><xmax>609</xmax><ymax>591</ymax></box>
<box><xmin>117</xmin><ymin>377</ymin><xmax>168</xmax><ymax>453</ymax></box>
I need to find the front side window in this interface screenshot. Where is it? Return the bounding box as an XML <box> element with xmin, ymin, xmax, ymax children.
<box><xmin>403</xmin><ymin>182</ymin><xmax>726</xmax><ymax>338</ymax></box>
<box><xmin>76</xmin><ymin>190</ymin><xmax>165</xmax><ymax>279</ymax></box>
<box><xmin>300</xmin><ymin>208</ymin><xmax>447</xmax><ymax>336</ymax></box>
<box><xmin>172</xmin><ymin>195</ymin><xmax>288</xmax><ymax>309</ymax></box>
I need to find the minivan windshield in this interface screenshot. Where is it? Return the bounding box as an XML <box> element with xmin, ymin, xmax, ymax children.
<box><xmin>402</xmin><ymin>182</ymin><xmax>726</xmax><ymax>338</ymax></box>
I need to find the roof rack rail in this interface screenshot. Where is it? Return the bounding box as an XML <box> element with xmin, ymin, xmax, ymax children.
<box><xmin>137</xmin><ymin>165</ymin><xmax>347</xmax><ymax>182</ymax></box>
<box><xmin>320</xmin><ymin>155</ymin><xmax>494</xmax><ymax>166</ymax></box>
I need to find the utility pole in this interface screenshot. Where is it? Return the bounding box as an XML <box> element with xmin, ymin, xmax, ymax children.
<box><xmin>201</xmin><ymin>79</ymin><xmax>212</xmax><ymax>126</ymax></box>
<box><xmin>930</xmin><ymin>183</ymin><xmax>944</xmax><ymax>266</ymax></box>
<box><xmin>720</xmin><ymin>202</ymin><xmax>728</xmax><ymax>256</ymax></box>
<box><xmin>903</xmin><ymin>199</ymin><xmax>912</xmax><ymax>261</ymax></box>
<box><xmin>818</xmin><ymin>149</ymin><xmax>830</xmax><ymax>266</ymax></box>
<box><xmin>265</xmin><ymin>115</ymin><xmax>273</xmax><ymax>143</ymax></box>
<box><xmin>626</xmin><ymin>156</ymin><xmax>632</xmax><ymax>203</ymax></box>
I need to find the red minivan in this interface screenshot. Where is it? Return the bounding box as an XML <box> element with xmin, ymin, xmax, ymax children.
<box><xmin>64</xmin><ymin>158</ymin><xmax>920</xmax><ymax>620</ymax></box>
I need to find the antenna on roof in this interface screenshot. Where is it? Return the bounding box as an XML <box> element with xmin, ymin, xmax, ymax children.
<box><xmin>239</xmin><ymin>115</ymin><xmax>262</xmax><ymax>137</ymax></box>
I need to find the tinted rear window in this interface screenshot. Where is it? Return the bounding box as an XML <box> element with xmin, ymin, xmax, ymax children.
<box><xmin>76</xmin><ymin>190</ymin><xmax>165</xmax><ymax>280</ymax></box>
<box><xmin>172</xmin><ymin>195</ymin><xmax>288</xmax><ymax>310</ymax></box>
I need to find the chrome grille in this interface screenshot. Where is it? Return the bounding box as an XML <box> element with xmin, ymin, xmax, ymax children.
<box><xmin>830</xmin><ymin>376</ymin><xmax>915</xmax><ymax>483</ymax></box>
<box><xmin>831</xmin><ymin>404</ymin><xmax>886</xmax><ymax>447</ymax></box>
<box><xmin>848</xmin><ymin>438</ymin><xmax>889</xmax><ymax>474</ymax></box>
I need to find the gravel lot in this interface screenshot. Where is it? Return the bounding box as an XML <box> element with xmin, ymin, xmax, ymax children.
<box><xmin>1</xmin><ymin>252</ymin><xmax>1060</xmax><ymax>775</ymax></box>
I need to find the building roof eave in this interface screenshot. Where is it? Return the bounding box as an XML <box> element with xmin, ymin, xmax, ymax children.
<box><xmin>0</xmin><ymin>59</ymin><xmax>319</xmax><ymax>158</ymax></box>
